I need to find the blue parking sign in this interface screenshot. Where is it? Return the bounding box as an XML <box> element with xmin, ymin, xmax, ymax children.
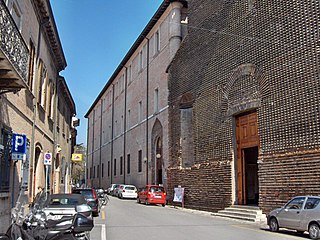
<box><xmin>12</xmin><ymin>134</ymin><xmax>27</xmax><ymax>160</ymax></box>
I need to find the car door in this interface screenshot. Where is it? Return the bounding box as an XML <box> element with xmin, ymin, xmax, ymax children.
<box><xmin>298</xmin><ymin>197</ymin><xmax>320</xmax><ymax>230</ymax></box>
<box><xmin>277</xmin><ymin>197</ymin><xmax>306</xmax><ymax>229</ymax></box>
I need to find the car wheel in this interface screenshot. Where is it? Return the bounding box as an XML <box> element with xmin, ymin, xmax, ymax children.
<box><xmin>137</xmin><ymin>198</ymin><xmax>141</xmax><ymax>204</ymax></box>
<box><xmin>162</xmin><ymin>204</ymin><xmax>165</xmax><ymax>207</ymax></box>
<box><xmin>145</xmin><ymin>199</ymin><xmax>149</xmax><ymax>205</ymax></box>
<box><xmin>309</xmin><ymin>223</ymin><xmax>320</xmax><ymax>239</ymax></box>
<box><xmin>269</xmin><ymin>217</ymin><xmax>279</xmax><ymax>232</ymax></box>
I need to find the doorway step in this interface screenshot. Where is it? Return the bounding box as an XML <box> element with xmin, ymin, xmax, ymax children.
<box><xmin>211</xmin><ymin>205</ymin><xmax>267</xmax><ymax>223</ymax></box>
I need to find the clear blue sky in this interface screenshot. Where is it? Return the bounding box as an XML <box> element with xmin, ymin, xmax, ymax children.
<box><xmin>50</xmin><ymin>1</ymin><xmax>163</xmax><ymax>146</ymax></box>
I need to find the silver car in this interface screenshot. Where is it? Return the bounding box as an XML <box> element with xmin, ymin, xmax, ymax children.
<box><xmin>268</xmin><ymin>196</ymin><xmax>320</xmax><ymax>239</ymax></box>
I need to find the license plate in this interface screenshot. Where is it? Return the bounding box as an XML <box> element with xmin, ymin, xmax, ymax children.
<box><xmin>127</xmin><ymin>191</ymin><xmax>133</xmax><ymax>193</ymax></box>
<box><xmin>154</xmin><ymin>196</ymin><xmax>161</xmax><ymax>198</ymax></box>
<box><xmin>53</xmin><ymin>215</ymin><xmax>62</xmax><ymax>220</ymax></box>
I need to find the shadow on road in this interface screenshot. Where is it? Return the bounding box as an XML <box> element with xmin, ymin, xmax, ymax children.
<box><xmin>260</xmin><ymin>227</ymin><xmax>309</xmax><ymax>239</ymax></box>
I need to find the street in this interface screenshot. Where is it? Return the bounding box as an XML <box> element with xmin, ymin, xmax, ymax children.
<box><xmin>91</xmin><ymin>197</ymin><xmax>309</xmax><ymax>240</ymax></box>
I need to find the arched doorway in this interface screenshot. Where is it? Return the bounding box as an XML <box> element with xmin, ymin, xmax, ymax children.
<box><xmin>33</xmin><ymin>144</ymin><xmax>45</xmax><ymax>197</ymax></box>
<box><xmin>154</xmin><ymin>137</ymin><xmax>163</xmax><ymax>185</ymax></box>
<box><xmin>151</xmin><ymin>119</ymin><xmax>163</xmax><ymax>185</ymax></box>
<box><xmin>235</xmin><ymin>111</ymin><xmax>260</xmax><ymax>205</ymax></box>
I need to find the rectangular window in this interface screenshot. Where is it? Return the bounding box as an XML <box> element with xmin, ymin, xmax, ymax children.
<box><xmin>90</xmin><ymin>167</ymin><xmax>92</xmax><ymax>179</ymax></box>
<box><xmin>93</xmin><ymin>166</ymin><xmax>96</xmax><ymax>178</ymax></box>
<box><xmin>47</xmin><ymin>80</ymin><xmax>54</xmax><ymax>119</ymax></box>
<box><xmin>97</xmin><ymin>164</ymin><xmax>100</xmax><ymax>178</ymax></box>
<box><xmin>138</xmin><ymin>150</ymin><xmax>142</xmax><ymax>172</ymax></box>
<box><xmin>154</xmin><ymin>88</ymin><xmax>159</xmax><ymax>112</ymax></box>
<box><xmin>28</xmin><ymin>40</ymin><xmax>35</xmax><ymax>91</ymax></box>
<box><xmin>0</xmin><ymin>128</ymin><xmax>11</xmax><ymax>192</ymax></box>
<box><xmin>128</xmin><ymin>65</ymin><xmax>132</xmax><ymax>83</ymax></box>
<box><xmin>108</xmin><ymin>161</ymin><xmax>110</xmax><ymax>177</ymax></box>
<box><xmin>127</xmin><ymin>154</ymin><xmax>131</xmax><ymax>174</ymax></box>
<box><xmin>120</xmin><ymin>156</ymin><xmax>123</xmax><ymax>175</ymax></box>
<box><xmin>127</xmin><ymin>110</ymin><xmax>131</xmax><ymax>129</ymax></box>
<box><xmin>138</xmin><ymin>101</ymin><xmax>142</xmax><ymax>122</ymax></box>
<box><xmin>155</xmin><ymin>30</ymin><xmax>160</xmax><ymax>53</ymax></box>
<box><xmin>114</xmin><ymin>159</ymin><xmax>117</xmax><ymax>176</ymax></box>
<box><xmin>102</xmin><ymin>163</ymin><xmax>104</xmax><ymax>178</ymax></box>
<box><xmin>139</xmin><ymin>50</ymin><xmax>143</xmax><ymax>71</ymax></box>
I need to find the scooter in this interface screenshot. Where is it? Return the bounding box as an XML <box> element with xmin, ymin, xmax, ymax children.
<box><xmin>0</xmin><ymin>207</ymin><xmax>93</xmax><ymax>240</ymax></box>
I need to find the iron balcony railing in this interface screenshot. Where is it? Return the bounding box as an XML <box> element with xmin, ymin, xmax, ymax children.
<box><xmin>0</xmin><ymin>0</ymin><xmax>28</xmax><ymax>84</ymax></box>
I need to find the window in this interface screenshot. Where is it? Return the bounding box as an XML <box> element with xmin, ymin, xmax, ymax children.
<box><xmin>11</xmin><ymin>1</ymin><xmax>22</xmax><ymax>30</ymax></box>
<box><xmin>139</xmin><ymin>50</ymin><xmax>143</xmax><ymax>71</ymax></box>
<box><xmin>97</xmin><ymin>164</ymin><xmax>100</xmax><ymax>178</ymax></box>
<box><xmin>108</xmin><ymin>161</ymin><xmax>110</xmax><ymax>177</ymax></box>
<box><xmin>127</xmin><ymin>109</ymin><xmax>131</xmax><ymax>129</ymax></box>
<box><xmin>154</xmin><ymin>88</ymin><xmax>159</xmax><ymax>112</ymax></box>
<box><xmin>138</xmin><ymin>150</ymin><xmax>142</xmax><ymax>172</ymax></box>
<box><xmin>128</xmin><ymin>65</ymin><xmax>132</xmax><ymax>83</ymax></box>
<box><xmin>138</xmin><ymin>101</ymin><xmax>142</xmax><ymax>122</ymax></box>
<box><xmin>102</xmin><ymin>163</ymin><xmax>104</xmax><ymax>178</ymax></box>
<box><xmin>305</xmin><ymin>198</ymin><xmax>320</xmax><ymax>210</ymax></box>
<box><xmin>0</xmin><ymin>128</ymin><xmax>11</xmax><ymax>192</ymax></box>
<box><xmin>155</xmin><ymin>30</ymin><xmax>160</xmax><ymax>53</ymax></box>
<box><xmin>47</xmin><ymin>80</ymin><xmax>54</xmax><ymax>118</ymax></box>
<box><xmin>93</xmin><ymin>166</ymin><xmax>96</xmax><ymax>178</ymax></box>
<box><xmin>285</xmin><ymin>197</ymin><xmax>305</xmax><ymax>210</ymax></box>
<box><xmin>120</xmin><ymin>156</ymin><xmax>123</xmax><ymax>175</ymax></box>
<box><xmin>28</xmin><ymin>40</ymin><xmax>35</xmax><ymax>91</ymax></box>
<box><xmin>127</xmin><ymin>154</ymin><xmax>130</xmax><ymax>174</ymax></box>
<box><xmin>114</xmin><ymin>159</ymin><xmax>117</xmax><ymax>176</ymax></box>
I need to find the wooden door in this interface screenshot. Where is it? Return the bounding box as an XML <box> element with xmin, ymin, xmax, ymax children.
<box><xmin>236</xmin><ymin>111</ymin><xmax>259</xmax><ymax>205</ymax></box>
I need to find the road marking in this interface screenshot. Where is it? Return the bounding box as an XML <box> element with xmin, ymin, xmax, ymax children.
<box><xmin>102</xmin><ymin>210</ymin><xmax>105</xmax><ymax>220</ymax></box>
<box><xmin>232</xmin><ymin>225</ymin><xmax>301</xmax><ymax>239</ymax></box>
<box><xmin>101</xmin><ymin>224</ymin><xmax>106</xmax><ymax>240</ymax></box>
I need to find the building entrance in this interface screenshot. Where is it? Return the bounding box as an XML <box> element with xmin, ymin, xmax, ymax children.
<box><xmin>236</xmin><ymin>111</ymin><xmax>259</xmax><ymax>205</ymax></box>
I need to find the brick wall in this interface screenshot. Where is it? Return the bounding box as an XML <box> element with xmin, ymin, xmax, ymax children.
<box><xmin>168</xmin><ymin>0</ymin><xmax>320</xmax><ymax>212</ymax></box>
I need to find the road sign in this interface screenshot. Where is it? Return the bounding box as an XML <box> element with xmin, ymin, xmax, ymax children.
<box><xmin>12</xmin><ymin>134</ymin><xmax>27</xmax><ymax>160</ymax></box>
<box><xmin>44</xmin><ymin>152</ymin><xmax>52</xmax><ymax>166</ymax></box>
<box><xmin>72</xmin><ymin>153</ymin><xmax>82</xmax><ymax>162</ymax></box>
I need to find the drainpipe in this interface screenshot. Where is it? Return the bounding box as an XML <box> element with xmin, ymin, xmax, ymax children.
<box><xmin>99</xmin><ymin>99</ymin><xmax>103</xmax><ymax>187</ymax></box>
<box><xmin>110</xmin><ymin>84</ymin><xmax>115</xmax><ymax>184</ymax></box>
<box><xmin>92</xmin><ymin>108</ymin><xmax>95</xmax><ymax>187</ymax></box>
<box><xmin>85</xmin><ymin>119</ymin><xmax>90</xmax><ymax>187</ymax></box>
<box><xmin>146</xmin><ymin>38</ymin><xmax>150</xmax><ymax>185</ymax></box>
<box><xmin>123</xmin><ymin>67</ymin><xmax>127</xmax><ymax>184</ymax></box>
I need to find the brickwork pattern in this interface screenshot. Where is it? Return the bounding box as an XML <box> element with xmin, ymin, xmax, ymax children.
<box><xmin>168</xmin><ymin>0</ymin><xmax>320</xmax><ymax>212</ymax></box>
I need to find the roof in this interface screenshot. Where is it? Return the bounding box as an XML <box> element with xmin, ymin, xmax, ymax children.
<box><xmin>58</xmin><ymin>76</ymin><xmax>76</xmax><ymax>114</ymax></box>
<box><xmin>85</xmin><ymin>0</ymin><xmax>187</xmax><ymax>118</ymax></box>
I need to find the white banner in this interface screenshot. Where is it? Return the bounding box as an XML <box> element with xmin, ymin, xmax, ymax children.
<box><xmin>173</xmin><ymin>187</ymin><xmax>184</xmax><ymax>203</ymax></box>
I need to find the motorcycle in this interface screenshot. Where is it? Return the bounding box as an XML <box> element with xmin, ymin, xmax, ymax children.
<box><xmin>0</xmin><ymin>190</ymin><xmax>94</xmax><ymax>240</ymax></box>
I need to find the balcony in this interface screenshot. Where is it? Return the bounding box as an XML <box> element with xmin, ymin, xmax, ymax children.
<box><xmin>0</xmin><ymin>0</ymin><xmax>29</xmax><ymax>93</ymax></box>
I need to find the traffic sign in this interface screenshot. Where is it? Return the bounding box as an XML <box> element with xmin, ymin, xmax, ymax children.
<box><xmin>12</xmin><ymin>134</ymin><xmax>27</xmax><ymax>160</ymax></box>
<box><xmin>44</xmin><ymin>152</ymin><xmax>52</xmax><ymax>166</ymax></box>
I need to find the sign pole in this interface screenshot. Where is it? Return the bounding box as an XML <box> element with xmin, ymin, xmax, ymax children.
<box><xmin>45</xmin><ymin>165</ymin><xmax>48</xmax><ymax>193</ymax></box>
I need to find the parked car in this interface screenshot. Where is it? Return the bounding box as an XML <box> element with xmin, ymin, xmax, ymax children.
<box><xmin>107</xmin><ymin>184</ymin><xmax>117</xmax><ymax>195</ymax></box>
<box><xmin>113</xmin><ymin>184</ymin><xmax>125</xmax><ymax>197</ymax></box>
<box><xmin>118</xmin><ymin>185</ymin><xmax>138</xmax><ymax>199</ymax></box>
<box><xmin>268</xmin><ymin>196</ymin><xmax>320</xmax><ymax>239</ymax></box>
<box><xmin>137</xmin><ymin>185</ymin><xmax>166</xmax><ymax>207</ymax></box>
<box><xmin>42</xmin><ymin>194</ymin><xmax>92</xmax><ymax>221</ymax></box>
<box><xmin>72</xmin><ymin>188</ymin><xmax>100</xmax><ymax>217</ymax></box>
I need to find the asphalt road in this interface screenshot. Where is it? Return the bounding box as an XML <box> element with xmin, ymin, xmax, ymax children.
<box><xmin>91</xmin><ymin>197</ymin><xmax>309</xmax><ymax>240</ymax></box>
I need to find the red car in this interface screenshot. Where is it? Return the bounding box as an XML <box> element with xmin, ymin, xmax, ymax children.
<box><xmin>137</xmin><ymin>185</ymin><xmax>166</xmax><ymax>207</ymax></box>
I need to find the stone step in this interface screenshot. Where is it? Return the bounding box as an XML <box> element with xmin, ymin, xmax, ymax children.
<box><xmin>212</xmin><ymin>205</ymin><xmax>267</xmax><ymax>223</ymax></box>
<box><xmin>212</xmin><ymin>212</ymin><xmax>257</xmax><ymax>222</ymax></box>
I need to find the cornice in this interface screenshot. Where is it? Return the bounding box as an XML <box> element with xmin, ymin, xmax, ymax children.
<box><xmin>33</xmin><ymin>0</ymin><xmax>67</xmax><ymax>71</ymax></box>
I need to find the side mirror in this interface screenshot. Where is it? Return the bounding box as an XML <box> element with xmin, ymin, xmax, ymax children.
<box><xmin>73</xmin><ymin>214</ymin><xmax>94</xmax><ymax>233</ymax></box>
<box><xmin>76</xmin><ymin>204</ymin><xmax>92</xmax><ymax>213</ymax></box>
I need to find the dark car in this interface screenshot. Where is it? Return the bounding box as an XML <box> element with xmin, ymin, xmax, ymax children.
<box><xmin>43</xmin><ymin>194</ymin><xmax>92</xmax><ymax>220</ymax></box>
<box><xmin>72</xmin><ymin>188</ymin><xmax>100</xmax><ymax>217</ymax></box>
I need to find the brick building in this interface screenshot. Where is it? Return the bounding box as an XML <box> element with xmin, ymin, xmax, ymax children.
<box><xmin>85</xmin><ymin>0</ymin><xmax>187</xmax><ymax>190</ymax></box>
<box><xmin>0</xmin><ymin>0</ymin><xmax>77</xmax><ymax>231</ymax></box>
<box><xmin>167</xmin><ymin>0</ymin><xmax>320</xmax><ymax>213</ymax></box>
